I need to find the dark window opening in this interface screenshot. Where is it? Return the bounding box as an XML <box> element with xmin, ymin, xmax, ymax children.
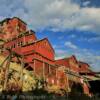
<box><xmin>79</xmin><ymin>65</ymin><xmax>81</xmax><ymax>68</ymax></box>
<box><xmin>18</xmin><ymin>42</ymin><xmax>20</xmax><ymax>46</ymax></box>
<box><xmin>26</xmin><ymin>66</ymin><xmax>33</xmax><ymax>71</ymax></box>
<box><xmin>13</xmin><ymin>44</ymin><xmax>15</xmax><ymax>48</ymax></box>
<box><xmin>20</xmin><ymin>41</ymin><xmax>23</xmax><ymax>46</ymax></box>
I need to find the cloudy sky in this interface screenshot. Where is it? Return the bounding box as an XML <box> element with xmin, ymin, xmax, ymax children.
<box><xmin>0</xmin><ymin>0</ymin><xmax>100</xmax><ymax>72</ymax></box>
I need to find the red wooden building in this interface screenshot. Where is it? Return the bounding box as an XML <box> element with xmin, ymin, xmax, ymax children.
<box><xmin>0</xmin><ymin>17</ymin><xmax>27</xmax><ymax>41</ymax></box>
<box><xmin>0</xmin><ymin>17</ymin><xmax>56</xmax><ymax>82</ymax></box>
<box><xmin>55</xmin><ymin>55</ymin><xmax>79</xmax><ymax>73</ymax></box>
<box><xmin>79</xmin><ymin>61</ymin><xmax>93</xmax><ymax>75</ymax></box>
<box><xmin>0</xmin><ymin>17</ymin><xmax>91</xmax><ymax>95</ymax></box>
<box><xmin>55</xmin><ymin>56</ymin><xmax>91</xmax><ymax>95</ymax></box>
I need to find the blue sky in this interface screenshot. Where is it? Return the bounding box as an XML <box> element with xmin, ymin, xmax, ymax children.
<box><xmin>0</xmin><ymin>0</ymin><xmax>100</xmax><ymax>72</ymax></box>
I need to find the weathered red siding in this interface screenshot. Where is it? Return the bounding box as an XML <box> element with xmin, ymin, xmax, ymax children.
<box><xmin>0</xmin><ymin>17</ymin><xmax>27</xmax><ymax>40</ymax></box>
<box><xmin>0</xmin><ymin>17</ymin><xmax>91</xmax><ymax>95</ymax></box>
<box><xmin>79</xmin><ymin>61</ymin><xmax>91</xmax><ymax>73</ymax></box>
<box><xmin>55</xmin><ymin>55</ymin><xmax>79</xmax><ymax>73</ymax></box>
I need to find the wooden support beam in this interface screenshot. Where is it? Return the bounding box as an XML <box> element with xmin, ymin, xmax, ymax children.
<box><xmin>20</xmin><ymin>56</ymin><xmax>24</xmax><ymax>91</ymax></box>
<box><xmin>43</xmin><ymin>62</ymin><xmax>45</xmax><ymax>80</ymax></box>
<box><xmin>49</xmin><ymin>64</ymin><xmax>51</xmax><ymax>75</ymax></box>
<box><xmin>24</xmin><ymin>35</ymin><xmax>26</xmax><ymax>45</ymax></box>
<box><xmin>0</xmin><ymin>55</ymin><xmax>9</xmax><ymax>68</ymax></box>
<box><xmin>32</xmin><ymin>57</ymin><xmax>57</xmax><ymax>68</ymax></box>
<box><xmin>55</xmin><ymin>68</ymin><xmax>57</xmax><ymax>78</ymax></box>
<box><xmin>33</xmin><ymin>59</ymin><xmax>35</xmax><ymax>73</ymax></box>
<box><xmin>66</xmin><ymin>73</ymin><xmax>69</xmax><ymax>99</ymax></box>
<box><xmin>3</xmin><ymin>53</ymin><xmax>12</xmax><ymax>91</ymax></box>
<box><xmin>66</xmin><ymin>74</ymin><xmax>69</xmax><ymax>91</ymax></box>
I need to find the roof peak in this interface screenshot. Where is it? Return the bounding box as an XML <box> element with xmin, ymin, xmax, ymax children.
<box><xmin>0</xmin><ymin>18</ymin><xmax>11</xmax><ymax>25</ymax></box>
<box><xmin>12</xmin><ymin>17</ymin><xmax>27</xmax><ymax>25</ymax></box>
<box><xmin>0</xmin><ymin>17</ymin><xmax>27</xmax><ymax>25</ymax></box>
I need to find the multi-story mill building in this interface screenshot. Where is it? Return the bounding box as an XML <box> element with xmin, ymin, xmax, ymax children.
<box><xmin>0</xmin><ymin>17</ymin><xmax>92</xmax><ymax>95</ymax></box>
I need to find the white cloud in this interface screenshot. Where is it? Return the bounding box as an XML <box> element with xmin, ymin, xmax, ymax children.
<box><xmin>65</xmin><ymin>41</ymin><xmax>78</xmax><ymax>49</ymax></box>
<box><xmin>21</xmin><ymin>0</ymin><xmax>100</xmax><ymax>34</ymax></box>
<box><xmin>0</xmin><ymin>0</ymin><xmax>100</xmax><ymax>71</ymax></box>
<box><xmin>69</xmin><ymin>34</ymin><xmax>76</xmax><ymax>38</ymax></box>
<box><xmin>82</xmin><ymin>1</ymin><xmax>90</xmax><ymax>7</ymax></box>
<box><xmin>49</xmin><ymin>28</ymin><xmax>60</xmax><ymax>32</ymax></box>
<box><xmin>75</xmin><ymin>49</ymin><xmax>100</xmax><ymax>72</ymax></box>
<box><xmin>55</xmin><ymin>49</ymin><xmax>67</xmax><ymax>59</ymax></box>
<box><xmin>1</xmin><ymin>0</ymin><xmax>100</xmax><ymax>33</ymax></box>
<box><xmin>55</xmin><ymin>48</ymin><xmax>73</xmax><ymax>60</ymax></box>
<box><xmin>13</xmin><ymin>0</ymin><xmax>100</xmax><ymax>71</ymax></box>
<box><xmin>88</xmin><ymin>37</ymin><xmax>100</xmax><ymax>42</ymax></box>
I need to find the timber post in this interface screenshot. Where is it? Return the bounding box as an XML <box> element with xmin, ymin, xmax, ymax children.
<box><xmin>43</xmin><ymin>62</ymin><xmax>45</xmax><ymax>81</ymax></box>
<box><xmin>33</xmin><ymin>59</ymin><xmax>35</xmax><ymax>74</ymax></box>
<box><xmin>49</xmin><ymin>64</ymin><xmax>51</xmax><ymax>75</ymax></box>
<box><xmin>20</xmin><ymin>55</ymin><xmax>24</xmax><ymax>91</ymax></box>
<box><xmin>3</xmin><ymin>53</ymin><xmax>12</xmax><ymax>91</ymax></box>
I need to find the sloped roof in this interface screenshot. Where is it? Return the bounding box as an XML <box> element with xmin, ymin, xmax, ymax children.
<box><xmin>79</xmin><ymin>61</ymin><xmax>90</xmax><ymax>67</ymax></box>
<box><xmin>34</xmin><ymin>38</ymin><xmax>55</xmax><ymax>53</ymax></box>
<box><xmin>0</xmin><ymin>18</ymin><xmax>11</xmax><ymax>25</ymax></box>
<box><xmin>0</xmin><ymin>17</ymin><xmax>27</xmax><ymax>25</ymax></box>
<box><xmin>56</xmin><ymin>55</ymin><xmax>78</xmax><ymax>63</ymax></box>
<box><xmin>12</xmin><ymin>17</ymin><xmax>27</xmax><ymax>25</ymax></box>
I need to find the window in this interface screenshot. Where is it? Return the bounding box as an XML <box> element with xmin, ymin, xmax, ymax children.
<box><xmin>20</xmin><ymin>41</ymin><xmax>23</xmax><ymax>46</ymax></box>
<box><xmin>26</xmin><ymin>41</ymin><xmax>28</xmax><ymax>45</ymax></box>
<box><xmin>13</xmin><ymin>44</ymin><xmax>15</xmax><ymax>48</ymax></box>
<box><xmin>18</xmin><ymin>42</ymin><xmax>20</xmax><ymax>46</ymax></box>
<box><xmin>79</xmin><ymin>65</ymin><xmax>81</xmax><ymax>68</ymax></box>
<box><xmin>45</xmin><ymin>63</ymin><xmax>49</xmax><ymax>75</ymax></box>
